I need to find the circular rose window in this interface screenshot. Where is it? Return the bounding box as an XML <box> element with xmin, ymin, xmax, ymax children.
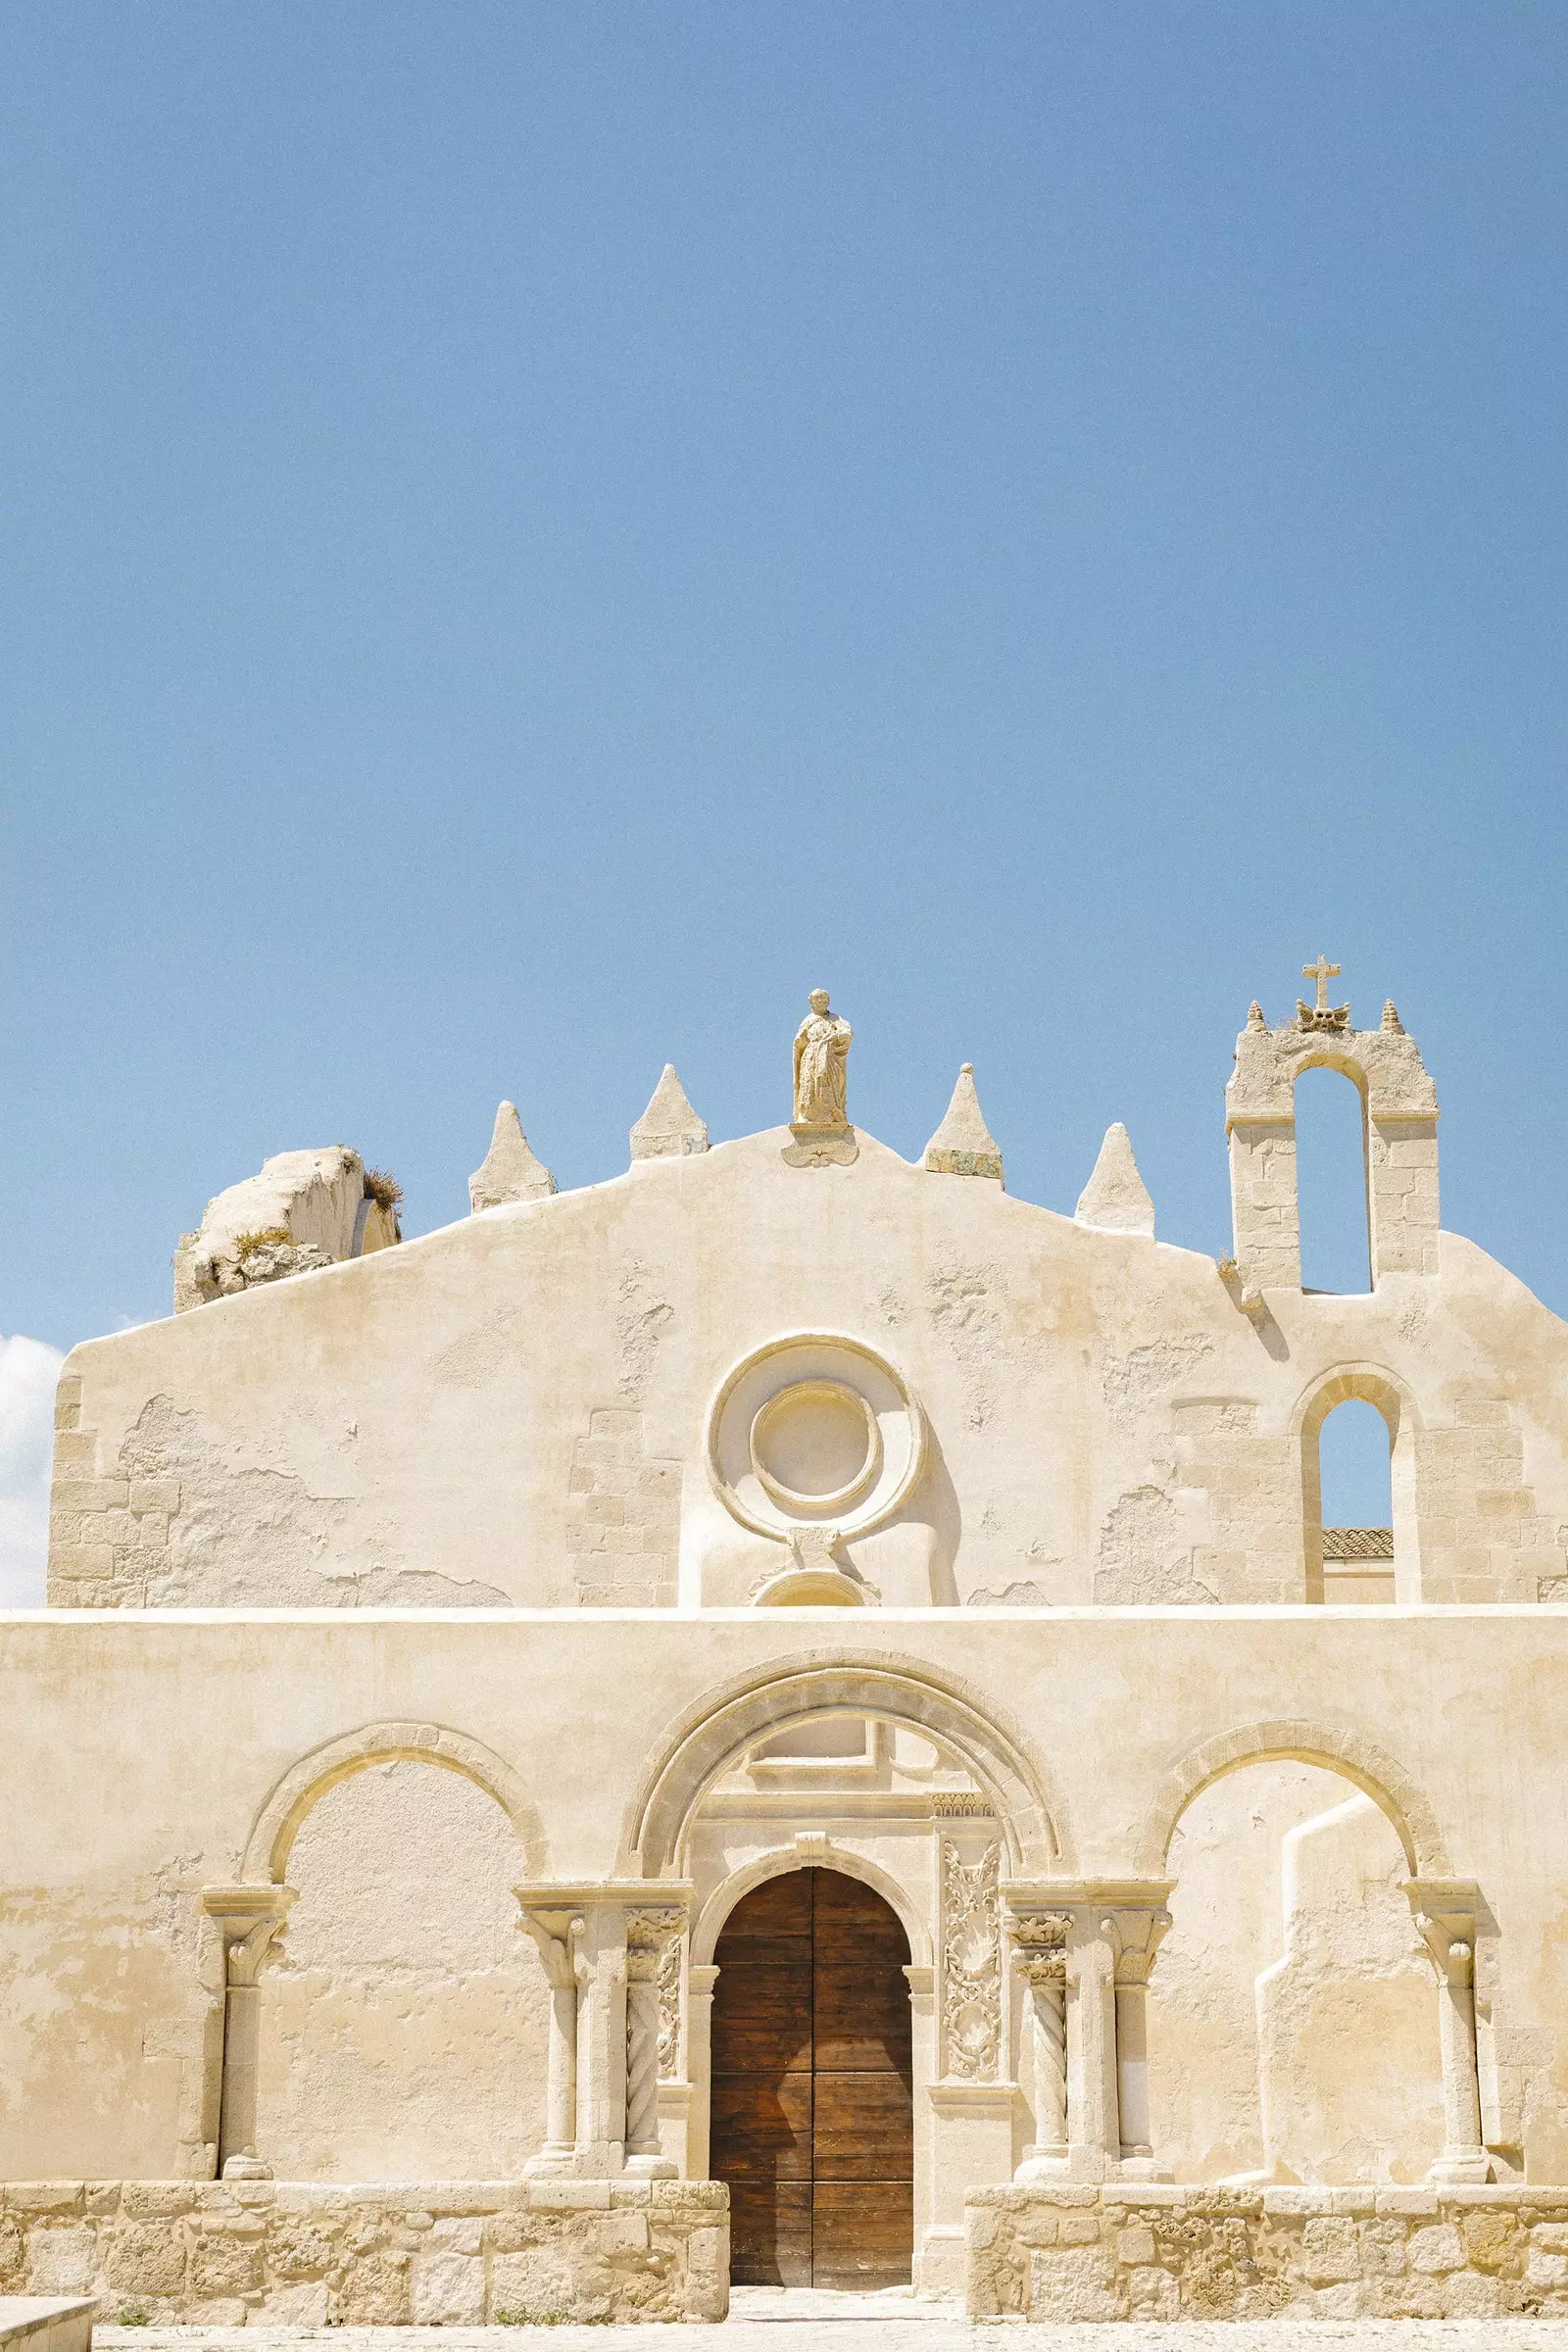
<box><xmin>750</xmin><ymin>1380</ymin><xmax>883</xmax><ymax>1517</ymax></box>
<box><xmin>706</xmin><ymin>1334</ymin><xmax>924</xmax><ymax>1544</ymax></box>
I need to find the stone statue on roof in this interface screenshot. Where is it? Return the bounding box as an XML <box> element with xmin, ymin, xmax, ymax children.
<box><xmin>792</xmin><ymin>989</ymin><xmax>853</xmax><ymax>1129</ymax></box>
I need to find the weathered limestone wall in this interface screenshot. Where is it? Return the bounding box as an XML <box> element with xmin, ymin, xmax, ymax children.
<box><xmin>253</xmin><ymin>1763</ymin><xmax>549</xmax><ymax>2181</ymax></box>
<box><xmin>0</xmin><ymin>2179</ymin><xmax>727</xmax><ymax>2327</ymax></box>
<box><xmin>965</xmin><ymin>2182</ymin><xmax>1568</xmax><ymax>2323</ymax></box>
<box><xmin>2</xmin><ymin>1608</ymin><xmax>1567</xmax><ymax>2186</ymax></box>
<box><xmin>46</xmin><ymin>1127</ymin><xmax>1568</xmax><ymax>1611</ymax></box>
<box><xmin>1149</xmin><ymin>1765</ymin><xmax>1444</xmax><ymax>2183</ymax></box>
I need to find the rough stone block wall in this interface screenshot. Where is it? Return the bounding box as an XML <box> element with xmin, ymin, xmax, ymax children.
<box><xmin>1368</xmin><ymin>1119</ymin><xmax>1441</xmax><ymax>1278</ymax></box>
<box><xmin>1227</xmin><ymin>1123</ymin><xmax>1300</xmax><ymax>1292</ymax></box>
<box><xmin>1416</xmin><ymin>1396</ymin><xmax>1567</xmax><ymax>1604</ymax></box>
<box><xmin>1171</xmin><ymin>1399</ymin><xmax>1301</xmax><ymax>1604</ymax></box>
<box><xmin>46</xmin><ymin>1379</ymin><xmax>174</xmax><ymax>1609</ymax></box>
<box><xmin>965</xmin><ymin>2184</ymin><xmax>1568</xmax><ymax>2324</ymax></box>
<box><xmin>566</xmin><ymin>1409</ymin><xmax>682</xmax><ymax>1606</ymax></box>
<box><xmin>0</xmin><ymin>2180</ymin><xmax>727</xmax><ymax>2327</ymax></box>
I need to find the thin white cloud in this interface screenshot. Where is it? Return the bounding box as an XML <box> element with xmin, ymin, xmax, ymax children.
<box><xmin>0</xmin><ymin>1335</ymin><xmax>65</xmax><ymax>1607</ymax></box>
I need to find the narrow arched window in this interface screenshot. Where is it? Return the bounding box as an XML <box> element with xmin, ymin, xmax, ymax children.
<box><xmin>1296</xmin><ymin>1067</ymin><xmax>1371</xmax><ymax>1293</ymax></box>
<box><xmin>1316</xmin><ymin>1398</ymin><xmax>1394</xmax><ymax>1602</ymax></box>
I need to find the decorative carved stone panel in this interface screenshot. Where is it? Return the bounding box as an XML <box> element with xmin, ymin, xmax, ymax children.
<box><xmin>941</xmin><ymin>1838</ymin><xmax>1002</xmax><ymax>2082</ymax></box>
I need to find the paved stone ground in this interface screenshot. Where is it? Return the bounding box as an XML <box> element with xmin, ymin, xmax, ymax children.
<box><xmin>96</xmin><ymin>2290</ymin><xmax>1568</xmax><ymax>2348</ymax></box>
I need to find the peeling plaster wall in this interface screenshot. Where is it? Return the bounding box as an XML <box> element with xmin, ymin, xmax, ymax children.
<box><xmin>47</xmin><ymin>1126</ymin><xmax>1568</xmax><ymax>1609</ymax></box>
<box><xmin>1150</xmin><ymin>1764</ymin><xmax>1442</xmax><ymax>2184</ymax></box>
<box><xmin>0</xmin><ymin>1857</ymin><xmax>214</xmax><ymax>2181</ymax></box>
<box><xmin>1</xmin><ymin>1609</ymin><xmax>1566</xmax><ymax>2184</ymax></box>
<box><xmin>1254</xmin><ymin>1791</ymin><xmax>1443</xmax><ymax>2182</ymax></box>
<box><xmin>255</xmin><ymin>1763</ymin><xmax>548</xmax><ymax>2181</ymax></box>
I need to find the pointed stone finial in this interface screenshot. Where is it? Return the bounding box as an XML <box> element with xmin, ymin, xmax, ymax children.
<box><xmin>469</xmin><ymin>1102</ymin><xmax>556</xmax><ymax>1212</ymax></box>
<box><xmin>630</xmin><ymin>1064</ymin><xmax>709</xmax><ymax>1160</ymax></box>
<box><xmin>1247</xmin><ymin>1001</ymin><xmax>1268</xmax><ymax>1033</ymax></box>
<box><xmin>1075</xmin><ymin>1122</ymin><xmax>1154</xmax><ymax>1237</ymax></box>
<box><xmin>923</xmin><ymin>1064</ymin><xmax>1004</xmax><ymax>1183</ymax></box>
<box><xmin>1382</xmin><ymin>1000</ymin><xmax>1404</xmax><ymax>1034</ymax></box>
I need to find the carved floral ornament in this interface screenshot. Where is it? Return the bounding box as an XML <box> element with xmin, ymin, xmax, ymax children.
<box><xmin>1008</xmin><ymin>1908</ymin><xmax>1070</xmax><ymax>1985</ymax></box>
<box><xmin>625</xmin><ymin>1906</ymin><xmax>686</xmax><ymax>2094</ymax></box>
<box><xmin>941</xmin><ymin>1838</ymin><xmax>1002</xmax><ymax>2082</ymax></box>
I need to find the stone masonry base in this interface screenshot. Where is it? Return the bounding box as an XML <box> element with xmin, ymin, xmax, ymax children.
<box><xmin>964</xmin><ymin>2184</ymin><xmax>1568</xmax><ymax>2324</ymax></box>
<box><xmin>0</xmin><ymin>2180</ymin><xmax>728</xmax><ymax>2328</ymax></box>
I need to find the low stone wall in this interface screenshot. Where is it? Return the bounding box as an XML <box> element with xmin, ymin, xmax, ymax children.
<box><xmin>0</xmin><ymin>2180</ymin><xmax>727</xmax><ymax>2327</ymax></box>
<box><xmin>965</xmin><ymin>2183</ymin><xmax>1568</xmax><ymax>2323</ymax></box>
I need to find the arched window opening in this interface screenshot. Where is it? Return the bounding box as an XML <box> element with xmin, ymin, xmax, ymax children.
<box><xmin>1150</xmin><ymin>1759</ymin><xmax>1442</xmax><ymax>2183</ymax></box>
<box><xmin>1295</xmin><ymin>1066</ymin><xmax>1371</xmax><ymax>1294</ymax></box>
<box><xmin>1318</xmin><ymin>1398</ymin><xmax>1394</xmax><ymax>1603</ymax></box>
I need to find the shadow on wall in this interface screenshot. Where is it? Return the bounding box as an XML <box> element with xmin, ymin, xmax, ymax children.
<box><xmin>254</xmin><ymin>1760</ymin><xmax>550</xmax><ymax>2180</ymax></box>
<box><xmin>1149</xmin><ymin>1760</ymin><xmax>1443</xmax><ymax>2184</ymax></box>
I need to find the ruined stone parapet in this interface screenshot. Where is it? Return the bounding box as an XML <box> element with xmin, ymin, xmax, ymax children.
<box><xmin>966</xmin><ymin>2181</ymin><xmax>1568</xmax><ymax>2324</ymax></box>
<box><xmin>0</xmin><ymin>2178</ymin><xmax>727</xmax><ymax>2327</ymax></box>
<box><xmin>173</xmin><ymin>1147</ymin><xmax>399</xmax><ymax>1311</ymax></box>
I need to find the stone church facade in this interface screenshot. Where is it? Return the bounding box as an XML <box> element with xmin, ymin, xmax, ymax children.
<box><xmin>7</xmin><ymin>978</ymin><xmax>1568</xmax><ymax>2323</ymax></box>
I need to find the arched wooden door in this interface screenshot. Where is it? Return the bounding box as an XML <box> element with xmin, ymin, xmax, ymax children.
<box><xmin>710</xmin><ymin>1866</ymin><xmax>913</xmax><ymax>2288</ymax></box>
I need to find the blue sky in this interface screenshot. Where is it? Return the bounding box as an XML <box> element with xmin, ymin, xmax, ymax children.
<box><xmin>3</xmin><ymin>3</ymin><xmax>1565</xmax><ymax>1585</ymax></box>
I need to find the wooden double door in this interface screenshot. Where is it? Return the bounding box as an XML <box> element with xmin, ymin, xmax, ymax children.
<box><xmin>710</xmin><ymin>1866</ymin><xmax>913</xmax><ymax>2289</ymax></box>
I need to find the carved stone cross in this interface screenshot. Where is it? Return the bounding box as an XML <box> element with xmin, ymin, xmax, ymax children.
<box><xmin>1301</xmin><ymin>953</ymin><xmax>1342</xmax><ymax>1012</ymax></box>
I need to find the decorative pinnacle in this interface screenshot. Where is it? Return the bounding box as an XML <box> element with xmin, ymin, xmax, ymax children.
<box><xmin>1246</xmin><ymin>1001</ymin><xmax>1268</xmax><ymax>1033</ymax></box>
<box><xmin>1382</xmin><ymin>1001</ymin><xmax>1404</xmax><ymax>1034</ymax></box>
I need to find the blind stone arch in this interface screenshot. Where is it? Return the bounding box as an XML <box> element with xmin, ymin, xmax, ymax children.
<box><xmin>240</xmin><ymin>1719</ymin><xmax>547</xmax><ymax>1885</ymax></box>
<box><xmin>1132</xmin><ymin>1717</ymin><xmax>1451</xmax><ymax>1879</ymax></box>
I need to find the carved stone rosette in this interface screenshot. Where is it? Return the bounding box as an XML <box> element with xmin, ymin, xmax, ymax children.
<box><xmin>941</xmin><ymin>1838</ymin><xmax>1002</xmax><ymax>2081</ymax></box>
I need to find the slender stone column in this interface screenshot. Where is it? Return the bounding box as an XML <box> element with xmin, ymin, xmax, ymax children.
<box><xmin>686</xmin><ymin>1964</ymin><xmax>719</xmax><ymax>2182</ymax></box>
<box><xmin>516</xmin><ymin>1906</ymin><xmax>584</xmax><ymax>2175</ymax></box>
<box><xmin>1110</xmin><ymin>1905</ymin><xmax>1172</xmax><ymax>2177</ymax></box>
<box><xmin>1064</xmin><ymin>1913</ymin><xmax>1120</xmax><ymax>2181</ymax></box>
<box><xmin>1406</xmin><ymin>1881</ymin><xmax>1492</xmax><ymax>2183</ymax></box>
<box><xmin>201</xmin><ymin>1886</ymin><xmax>294</xmax><ymax>2180</ymax></box>
<box><xmin>624</xmin><ymin>1908</ymin><xmax>682</xmax><ymax>2177</ymax></box>
<box><xmin>1004</xmin><ymin>1880</ymin><xmax>1172</xmax><ymax>2182</ymax></box>
<box><xmin>513</xmin><ymin>1880</ymin><xmax>694</xmax><ymax>2178</ymax></box>
<box><xmin>1007</xmin><ymin>1912</ymin><xmax>1068</xmax><ymax>2179</ymax></box>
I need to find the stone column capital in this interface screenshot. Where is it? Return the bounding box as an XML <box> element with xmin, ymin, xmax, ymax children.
<box><xmin>625</xmin><ymin>1906</ymin><xmax>686</xmax><ymax>1982</ymax></box>
<box><xmin>1402</xmin><ymin>1878</ymin><xmax>1482</xmax><ymax>1982</ymax></box>
<box><xmin>201</xmin><ymin>1884</ymin><xmax>295</xmax><ymax>1984</ymax></box>
<box><xmin>1006</xmin><ymin>1909</ymin><xmax>1069</xmax><ymax>1987</ymax></box>
<box><xmin>514</xmin><ymin>1880</ymin><xmax>694</xmax><ymax>1915</ymax></box>
<box><xmin>514</xmin><ymin>1899</ymin><xmax>587</xmax><ymax>1987</ymax></box>
<box><xmin>1006</xmin><ymin>1880</ymin><xmax>1174</xmax><ymax>1976</ymax></box>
